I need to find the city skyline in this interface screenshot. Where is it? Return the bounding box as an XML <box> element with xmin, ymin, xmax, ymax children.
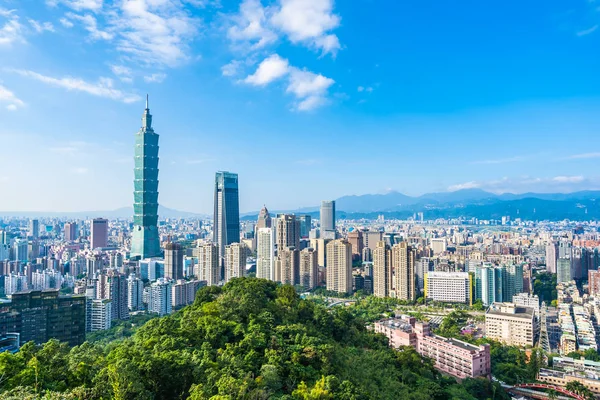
<box><xmin>0</xmin><ymin>0</ymin><xmax>599</xmax><ymax>213</ymax></box>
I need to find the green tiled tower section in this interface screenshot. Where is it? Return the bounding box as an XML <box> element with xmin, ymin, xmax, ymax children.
<box><xmin>131</xmin><ymin>96</ymin><xmax>161</xmax><ymax>259</ymax></box>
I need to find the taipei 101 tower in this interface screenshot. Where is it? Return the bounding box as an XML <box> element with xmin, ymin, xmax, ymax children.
<box><xmin>131</xmin><ymin>95</ymin><xmax>161</xmax><ymax>259</ymax></box>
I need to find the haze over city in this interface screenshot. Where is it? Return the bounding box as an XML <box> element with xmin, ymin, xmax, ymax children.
<box><xmin>0</xmin><ymin>0</ymin><xmax>599</xmax><ymax>213</ymax></box>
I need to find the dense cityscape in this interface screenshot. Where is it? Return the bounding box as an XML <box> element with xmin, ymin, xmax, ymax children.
<box><xmin>0</xmin><ymin>102</ymin><xmax>598</xmax><ymax>399</ymax></box>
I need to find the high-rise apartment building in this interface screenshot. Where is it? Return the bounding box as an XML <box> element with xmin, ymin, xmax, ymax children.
<box><xmin>276</xmin><ymin>247</ymin><xmax>300</xmax><ymax>285</ymax></box>
<box><xmin>64</xmin><ymin>222</ymin><xmax>77</xmax><ymax>241</ymax></box>
<box><xmin>90</xmin><ymin>218</ymin><xmax>108</xmax><ymax>249</ymax></box>
<box><xmin>213</xmin><ymin>171</ymin><xmax>240</xmax><ymax>266</ymax></box>
<box><xmin>557</xmin><ymin>257</ymin><xmax>572</xmax><ymax>283</ymax></box>
<box><xmin>87</xmin><ymin>299</ymin><xmax>112</xmax><ymax>332</ymax></box>
<box><xmin>373</xmin><ymin>241</ymin><xmax>391</xmax><ymax>298</ymax></box>
<box><xmin>320</xmin><ymin>200</ymin><xmax>336</xmax><ymax>233</ymax></box>
<box><xmin>326</xmin><ymin>239</ymin><xmax>353</xmax><ymax>294</ymax></box>
<box><xmin>224</xmin><ymin>242</ymin><xmax>249</xmax><ymax>283</ymax></box>
<box><xmin>256</xmin><ymin>205</ymin><xmax>272</xmax><ymax>230</ymax></box>
<box><xmin>256</xmin><ymin>228</ymin><xmax>275</xmax><ymax>280</ymax></box>
<box><xmin>147</xmin><ymin>278</ymin><xmax>172</xmax><ymax>316</ymax></box>
<box><xmin>13</xmin><ymin>239</ymin><xmax>28</xmax><ymax>262</ymax></box>
<box><xmin>276</xmin><ymin>214</ymin><xmax>300</xmax><ymax>250</ymax></box>
<box><xmin>392</xmin><ymin>242</ymin><xmax>416</xmax><ymax>301</ymax></box>
<box><xmin>347</xmin><ymin>230</ymin><xmax>364</xmax><ymax>258</ymax></box>
<box><xmin>588</xmin><ymin>270</ymin><xmax>600</xmax><ymax>298</ymax></box>
<box><xmin>299</xmin><ymin>247</ymin><xmax>318</xmax><ymax>290</ymax></box>
<box><xmin>131</xmin><ymin>97</ymin><xmax>161</xmax><ymax>259</ymax></box>
<box><xmin>172</xmin><ymin>280</ymin><xmax>205</xmax><ymax>308</ymax></box>
<box><xmin>164</xmin><ymin>242</ymin><xmax>184</xmax><ymax>281</ymax></box>
<box><xmin>98</xmin><ymin>270</ymin><xmax>129</xmax><ymax>320</ymax></box>
<box><xmin>196</xmin><ymin>242</ymin><xmax>219</xmax><ymax>285</ymax></box>
<box><xmin>127</xmin><ymin>274</ymin><xmax>144</xmax><ymax>311</ymax></box>
<box><xmin>546</xmin><ymin>242</ymin><xmax>558</xmax><ymax>273</ymax></box>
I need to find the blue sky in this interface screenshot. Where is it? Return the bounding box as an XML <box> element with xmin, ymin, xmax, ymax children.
<box><xmin>0</xmin><ymin>0</ymin><xmax>599</xmax><ymax>213</ymax></box>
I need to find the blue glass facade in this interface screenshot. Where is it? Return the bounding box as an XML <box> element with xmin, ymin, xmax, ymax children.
<box><xmin>213</xmin><ymin>171</ymin><xmax>240</xmax><ymax>266</ymax></box>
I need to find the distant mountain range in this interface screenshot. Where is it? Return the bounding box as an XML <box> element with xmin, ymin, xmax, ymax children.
<box><xmin>0</xmin><ymin>206</ymin><xmax>204</xmax><ymax>219</ymax></box>
<box><xmin>243</xmin><ymin>189</ymin><xmax>600</xmax><ymax>221</ymax></box>
<box><xmin>2</xmin><ymin>189</ymin><xmax>599</xmax><ymax>221</ymax></box>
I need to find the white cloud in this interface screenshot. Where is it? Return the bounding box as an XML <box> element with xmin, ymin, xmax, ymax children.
<box><xmin>0</xmin><ymin>10</ymin><xmax>24</xmax><ymax>46</ymax></box>
<box><xmin>244</xmin><ymin>54</ymin><xmax>289</xmax><ymax>85</ymax></box>
<box><xmin>564</xmin><ymin>152</ymin><xmax>600</xmax><ymax>160</ymax></box>
<box><xmin>577</xmin><ymin>24</ymin><xmax>598</xmax><ymax>36</ymax></box>
<box><xmin>227</xmin><ymin>0</ymin><xmax>277</xmax><ymax>50</ymax></box>
<box><xmin>286</xmin><ymin>67</ymin><xmax>334</xmax><ymax>110</ymax></box>
<box><xmin>11</xmin><ymin>69</ymin><xmax>141</xmax><ymax>103</ymax></box>
<box><xmin>111</xmin><ymin>0</ymin><xmax>201</xmax><ymax>67</ymax></box>
<box><xmin>71</xmin><ymin>167</ymin><xmax>89</xmax><ymax>174</ymax></box>
<box><xmin>357</xmin><ymin>86</ymin><xmax>364</xmax><ymax>92</ymax></box>
<box><xmin>221</xmin><ymin>60</ymin><xmax>242</xmax><ymax>77</ymax></box>
<box><xmin>144</xmin><ymin>73</ymin><xmax>166</xmax><ymax>83</ymax></box>
<box><xmin>47</xmin><ymin>0</ymin><xmax>103</xmax><ymax>12</ymax></box>
<box><xmin>66</xmin><ymin>12</ymin><xmax>112</xmax><ymax>40</ymax></box>
<box><xmin>110</xmin><ymin>64</ymin><xmax>133</xmax><ymax>82</ymax></box>
<box><xmin>270</xmin><ymin>0</ymin><xmax>341</xmax><ymax>56</ymax></box>
<box><xmin>552</xmin><ymin>175</ymin><xmax>584</xmax><ymax>183</ymax></box>
<box><xmin>448</xmin><ymin>181</ymin><xmax>480</xmax><ymax>191</ymax></box>
<box><xmin>59</xmin><ymin>17</ymin><xmax>74</xmax><ymax>28</ymax></box>
<box><xmin>0</xmin><ymin>84</ymin><xmax>25</xmax><ymax>110</ymax></box>
<box><xmin>28</xmin><ymin>19</ymin><xmax>55</xmax><ymax>33</ymax></box>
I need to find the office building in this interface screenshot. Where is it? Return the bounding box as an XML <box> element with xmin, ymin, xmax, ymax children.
<box><xmin>299</xmin><ymin>247</ymin><xmax>318</xmax><ymax>290</ymax></box>
<box><xmin>392</xmin><ymin>242</ymin><xmax>416</xmax><ymax>301</ymax></box>
<box><xmin>164</xmin><ymin>242</ymin><xmax>184</xmax><ymax>281</ymax></box>
<box><xmin>90</xmin><ymin>218</ymin><xmax>108</xmax><ymax>249</ymax></box>
<box><xmin>13</xmin><ymin>239</ymin><xmax>28</xmax><ymax>262</ymax></box>
<box><xmin>225</xmin><ymin>242</ymin><xmax>249</xmax><ymax>282</ymax></box>
<box><xmin>430</xmin><ymin>238</ymin><xmax>447</xmax><ymax>255</ymax></box>
<box><xmin>425</xmin><ymin>272</ymin><xmax>471</xmax><ymax>304</ymax></box>
<box><xmin>256</xmin><ymin>228</ymin><xmax>275</xmax><ymax>280</ymax></box>
<box><xmin>131</xmin><ymin>97</ymin><xmax>161</xmax><ymax>259</ymax></box>
<box><xmin>147</xmin><ymin>278</ymin><xmax>172</xmax><ymax>316</ymax></box>
<box><xmin>127</xmin><ymin>274</ymin><xmax>144</xmax><ymax>311</ymax></box>
<box><xmin>373</xmin><ymin>241</ymin><xmax>391</xmax><ymax>298</ymax></box>
<box><xmin>29</xmin><ymin>219</ymin><xmax>39</xmax><ymax>240</ymax></box>
<box><xmin>87</xmin><ymin>299</ymin><xmax>112</xmax><ymax>332</ymax></box>
<box><xmin>276</xmin><ymin>247</ymin><xmax>300</xmax><ymax>285</ymax></box>
<box><xmin>196</xmin><ymin>242</ymin><xmax>219</xmax><ymax>285</ymax></box>
<box><xmin>0</xmin><ymin>290</ymin><xmax>86</xmax><ymax>346</ymax></box>
<box><xmin>298</xmin><ymin>215</ymin><xmax>312</xmax><ymax>238</ymax></box>
<box><xmin>256</xmin><ymin>205</ymin><xmax>272</xmax><ymax>230</ymax></box>
<box><xmin>416</xmin><ymin>257</ymin><xmax>434</xmax><ymax>293</ymax></box>
<box><xmin>213</xmin><ymin>171</ymin><xmax>240</xmax><ymax>266</ymax></box>
<box><xmin>64</xmin><ymin>222</ymin><xmax>77</xmax><ymax>241</ymax></box>
<box><xmin>326</xmin><ymin>239</ymin><xmax>353</xmax><ymax>294</ymax></box>
<box><xmin>320</xmin><ymin>200</ymin><xmax>336</xmax><ymax>233</ymax></box>
<box><xmin>276</xmin><ymin>214</ymin><xmax>300</xmax><ymax>250</ymax></box>
<box><xmin>485</xmin><ymin>302</ymin><xmax>537</xmax><ymax>347</ymax></box>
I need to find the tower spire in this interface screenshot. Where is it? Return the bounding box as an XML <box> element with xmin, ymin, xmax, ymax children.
<box><xmin>146</xmin><ymin>94</ymin><xmax>149</xmax><ymax>110</ymax></box>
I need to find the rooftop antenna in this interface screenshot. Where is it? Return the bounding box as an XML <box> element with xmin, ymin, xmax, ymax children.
<box><xmin>146</xmin><ymin>94</ymin><xmax>149</xmax><ymax>109</ymax></box>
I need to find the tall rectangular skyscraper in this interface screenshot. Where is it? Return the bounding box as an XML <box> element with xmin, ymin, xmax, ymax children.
<box><xmin>29</xmin><ymin>219</ymin><xmax>39</xmax><ymax>240</ymax></box>
<box><xmin>90</xmin><ymin>218</ymin><xmax>108</xmax><ymax>249</ymax></box>
<box><xmin>320</xmin><ymin>200</ymin><xmax>336</xmax><ymax>232</ymax></box>
<box><xmin>131</xmin><ymin>97</ymin><xmax>161</xmax><ymax>259</ymax></box>
<box><xmin>213</xmin><ymin>171</ymin><xmax>240</xmax><ymax>265</ymax></box>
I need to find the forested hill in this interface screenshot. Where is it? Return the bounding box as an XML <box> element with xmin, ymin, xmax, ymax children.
<box><xmin>0</xmin><ymin>278</ymin><xmax>504</xmax><ymax>399</ymax></box>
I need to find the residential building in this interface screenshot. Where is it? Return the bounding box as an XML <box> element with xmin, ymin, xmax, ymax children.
<box><xmin>276</xmin><ymin>214</ymin><xmax>300</xmax><ymax>250</ymax></box>
<box><xmin>347</xmin><ymin>230</ymin><xmax>364</xmax><ymax>259</ymax></box>
<box><xmin>87</xmin><ymin>299</ymin><xmax>112</xmax><ymax>332</ymax></box>
<box><xmin>164</xmin><ymin>242</ymin><xmax>184</xmax><ymax>280</ymax></box>
<box><xmin>196</xmin><ymin>242</ymin><xmax>219</xmax><ymax>285</ymax></box>
<box><xmin>326</xmin><ymin>239</ymin><xmax>353</xmax><ymax>294</ymax></box>
<box><xmin>392</xmin><ymin>242</ymin><xmax>416</xmax><ymax>301</ymax></box>
<box><xmin>299</xmin><ymin>247</ymin><xmax>318</xmax><ymax>290</ymax></box>
<box><xmin>172</xmin><ymin>280</ymin><xmax>205</xmax><ymax>308</ymax></box>
<box><xmin>589</xmin><ymin>270</ymin><xmax>600</xmax><ymax>297</ymax></box>
<box><xmin>147</xmin><ymin>278</ymin><xmax>172</xmax><ymax>316</ymax></box>
<box><xmin>276</xmin><ymin>247</ymin><xmax>300</xmax><ymax>285</ymax></box>
<box><xmin>127</xmin><ymin>274</ymin><xmax>144</xmax><ymax>311</ymax></box>
<box><xmin>225</xmin><ymin>242</ymin><xmax>248</xmax><ymax>282</ymax></box>
<box><xmin>373</xmin><ymin>241</ymin><xmax>391</xmax><ymax>298</ymax></box>
<box><xmin>98</xmin><ymin>270</ymin><xmax>129</xmax><ymax>320</ymax></box>
<box><xmin>256</xmin><ymin>228</ymin><xmax>275</xmax><ymax>280</ymax></box>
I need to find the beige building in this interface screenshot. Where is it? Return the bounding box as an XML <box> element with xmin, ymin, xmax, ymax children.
<box><xmin>373</xmin><ymin>241</ymin><xmax>391</xmax><ymax>298</ymax></box>
<box><xmin>347</xmin><ymin>230</ymin><xmax>364</xmax><ymax>258</ymax></box>
<box><xmin>225</xmin><ymin>242</ymin><xmax>249</xmax><ymax>283</ymax></box>
<box><xmin>256</xmin><ymin>228</ymin><xmax>274</xmax><ymax>280</ymax></box>
<box><xmin>485</xmin><ymin>302</ymin><xmax>536</xmax><ymax>347</ymax></box>
<box><xmin>276</xmin><ymin>214</ymin><xmax>300</xmax><ymax>250</ymax></box>
<box><xmin>299</xmin><ymin>247</ymin><xmax>318</xmax><ymax>290</ymax></box>
<box><xmin>310</xmin><ymin>238</ymin><xmax>331</xmax><ymax>268</ymax></box>
<box><xmin>392</xmin><ymin>242</ymin><xmax>416</xmax><ymax>301</ymax></box>
<box><xmin>195</xmin><ymin>242</ymin><xmax>219</xmax><ymax>286</ymax></box>
<box><xmin>276</xmin><ymin>247</ymin><xmax>300</xmax><ymax>285</ymax></box>
<box><xmin>326</xmin><ymin>239</ymin><xmax>353</xmax><ymax>294</ymax></box>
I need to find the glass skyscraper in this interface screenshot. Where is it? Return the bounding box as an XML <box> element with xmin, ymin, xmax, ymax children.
<box><xmin>131</xmin><ymin>96</ymin><xmax>161</xmax><ymax>259</ymax></box>
<box><xmin>213</xmin><ymin>171</ymin><xmax>240</xmax><ymax>266</ymax></box>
